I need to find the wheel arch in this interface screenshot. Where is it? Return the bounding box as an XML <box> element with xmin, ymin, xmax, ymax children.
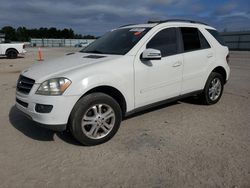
<box><xmin>5</xmin><ymin>48</ymin><xmax>18</xmax><ymax>54</ymax></box>
<box><xmin>79</xmin><ymin>85</ymin><xmax>127</xmax><ymax>117</ymax></box>
<box><xmin>211</xmin><ymin>66</ymin><xmax>227</xmax><ymax>84</ymax></box>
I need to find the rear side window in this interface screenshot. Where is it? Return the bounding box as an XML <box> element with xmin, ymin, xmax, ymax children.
<box><xmin>147</xmin><ymin>28</ymin><xmax>178</xmax><ymax>57</ymax></box>
<box><xmin>180</xmin><ymin>27</ymin><xmax>210</xmax><ymax>52</ymax></box>
<box><xmin>206</xmin><ymin>29</ymin><xmax>226</xmax><ymax>46</ymax></box>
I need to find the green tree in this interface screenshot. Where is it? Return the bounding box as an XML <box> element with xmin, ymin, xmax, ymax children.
<box><xmin>83</xmin><ymin>35</ymin><xmax>96</xmax><ymax>39</ymax></box>
<box><xmin>0</xmin><ymin>26</ymin><xmax>96</xmax><ymax>41</ymax></box>
<box><xmin>1</xmin><ymin>26</ymin><xmax>16</xmax><ymax>41</ymax></box>
<box><xmin>16</xmin><ymin>27</ymin><xmax>29</xmax><ymax>41</ymax></box>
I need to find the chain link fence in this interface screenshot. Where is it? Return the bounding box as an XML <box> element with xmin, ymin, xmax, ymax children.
<box><xmin>30</xmin><ymin>38</ymin><xmax>95</xmax><ymax>47</ymax></box>
<box><xmin>220</xmin><ymin>31</ymin><xmax>250</xmax><ymax>51</ymax></box>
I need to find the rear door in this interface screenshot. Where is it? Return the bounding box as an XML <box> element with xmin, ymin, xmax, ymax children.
<box><xmin>180</xmin><ymin>27</ymin><xmax>214</xmax><ymax>94</ymax></box>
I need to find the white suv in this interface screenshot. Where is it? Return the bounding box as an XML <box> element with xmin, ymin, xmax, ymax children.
<box><xmin>16</xmin><ymin>20</ymin><xmax>230</xmax><ymax>145</ymax></box>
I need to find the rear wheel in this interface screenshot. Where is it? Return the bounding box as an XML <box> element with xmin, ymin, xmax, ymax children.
<box><xmin>6</xmin><ymin>50</ymin><xmax>18</xmax><ymax>59</ymax></box>
<box><xmin>200</xmin><ymin>72</ymin><xmax>224</xmax><ymax>105</ymax></box>
<box><xmin>69</xmin><ymin>93</ymin><xmax>122</xmax><ymax>146</ymax></box>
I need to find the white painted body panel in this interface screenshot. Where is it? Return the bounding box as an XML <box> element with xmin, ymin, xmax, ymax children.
<box><xmin>17</xmin><ymin>52</ymin><xmax>135</xmax><ymax>125</ymax></box>
<box><xmin>0</xmin><ymin>43</ymin><xmax>26</xmax><ymax>55</ymax></box>
<box><xmin>16</xmin><ymin>22</ymin><xmax>230</xmax><ymax>126</ymax></box>
<box><xmin>134</xmin><ymin>53</ymin><xmax>183</xmax><ymax>107</ymax></box>
<box><xmin>181</xmin><ymin>48</ymin><xmax>213</xmax><ymax>94</ymax></box>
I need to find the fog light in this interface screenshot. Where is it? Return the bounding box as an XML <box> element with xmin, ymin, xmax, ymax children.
<box><xmin>35</xmin><ymin>104</ymin><xmax>53</xmax><ymax>113</ymax></box>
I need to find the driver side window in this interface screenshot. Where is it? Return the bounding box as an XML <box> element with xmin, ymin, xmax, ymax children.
<box><xmin>146</xmin><ymin>28</ymin><xmax>178</xmax><ymax>57</ymax></box>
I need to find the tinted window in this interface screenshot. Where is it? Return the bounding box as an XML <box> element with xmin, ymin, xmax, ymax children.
<box><xmin>81</xmin><ymin>28</ymin><xmax>150</xmax><ymax>55</ymax></box>
<box><xmin>181</xmin><ymin>27</ymin><xmax>201</xmax><ymax>51</ymax></box>
<box><xmin>146</xmin><ymin>28</ymin><xmax>178</xmax><ymax>57</ymax></box>
<box><xmin>206</xmin><ymin>29</ymin><xmax>226</xmax><ymax>46</ymax></box>
<box><xmin>199</xmin><ymin>31</ymin><xmax>211</xmax><ymax>49</ymax></box>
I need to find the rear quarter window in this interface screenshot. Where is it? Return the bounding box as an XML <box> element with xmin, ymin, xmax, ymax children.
<box><xmin>180</xmin><ymin>27</ymin><xmax>210</xmax><ymax>52</ymax></box>
<box><xmin>206</xmin><ymin>29</ymin><xmax>226</xmax><ymax>46</ymax></box>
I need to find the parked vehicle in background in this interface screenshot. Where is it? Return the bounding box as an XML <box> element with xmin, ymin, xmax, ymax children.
<box><xmin>0</xmin><ymin>43</ymin><xmax>26</xmax><ymax>58</ymax></box>
<box><xmin>16</xmin><ymin>19</ymin><xmax>230</xmax><ymax>146</ymax></box>
<box><xmin>74</xmin><ymin>41</ymin><xmax>88</xmax><ymax>47</ymax></box>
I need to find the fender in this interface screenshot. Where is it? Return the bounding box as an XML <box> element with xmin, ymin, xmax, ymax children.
<box><xmin>204</xmin><ymin>60</ymin><xmax>229</xmax><ymax>86</ymax></box>
<box><xmin>203</xmin><ymin>46</ymin><xmax>230</xmax><ymax>86</ymax></box>
<box><xmin>5</xmin><ymin>48</ymin><xmax>18</xmax><ymax>55</ymax></box>
<box><xmin>64</xmin><ymin>69</ymin><xmax>134</xmax><ymax>112</ymax></box>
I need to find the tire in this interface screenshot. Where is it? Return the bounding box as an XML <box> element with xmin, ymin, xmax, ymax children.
<box><xmin>69</xmin><ymin>92</ymin><xmax>122</xmax><ymax>146</ymax></box>
<box><xmin>6</xmin><ymin>50</ymin><xmax>18</xmax><ymax>59</ymax></box>
<box><xmin>200</xmin><ymin>72</ymin><xmax>224</xmax><ymax>105</ymax></box>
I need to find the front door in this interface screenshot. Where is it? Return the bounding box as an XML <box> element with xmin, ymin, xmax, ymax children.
<box><xmin>134</xmin><ymin>27</ymin><xmax>183</xmax><ymax>108</ymax></box>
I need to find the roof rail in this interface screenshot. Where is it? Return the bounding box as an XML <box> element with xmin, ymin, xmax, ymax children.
<box><xmin>119</xmin><ymin>24</ymin><xmax>137</xmax><ymax>28</ymax></box>
<box><xmin>147</xmin><ymin>19</ymin><xmax>208</xmax><ymax>26</ymax></box>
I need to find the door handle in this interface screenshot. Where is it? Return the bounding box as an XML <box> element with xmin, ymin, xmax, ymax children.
<box><xmin>172</xmin><ymin>61</ymin><xmax>182</xmax><ymax>67</ymax></box>
<box><xmin>207</xmin><ymin>53</ymin><xmax>213</xmax><ymax>58</ymax></box>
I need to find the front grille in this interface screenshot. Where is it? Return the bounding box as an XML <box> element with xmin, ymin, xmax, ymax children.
<box><xmin>16</xmin><ymin>98</ymin><xmax>28</xmax><ymax>108</ymax></box>
<box><xmin>17</xmin><ymin>75</ymin><xmax>35</xmax><ymax>94</ymax></box>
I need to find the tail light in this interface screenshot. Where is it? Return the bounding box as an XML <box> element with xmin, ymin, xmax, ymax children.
<box><xmin>226</xmin><ymin>54</ymin><xmax>230</xmax><ymax>64</ymax></box>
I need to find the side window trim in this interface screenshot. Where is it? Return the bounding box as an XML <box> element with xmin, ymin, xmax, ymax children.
<box><xmin>177</xmin><ymin>28</ymin><xmax>184</xmax><ymax>53</ymax></box>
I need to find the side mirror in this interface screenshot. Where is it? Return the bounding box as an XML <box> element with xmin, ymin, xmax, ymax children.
<box><xmin>141</xmin><ymin>48</ymin><xmax>162</xmax><ymax>60</ymax></box>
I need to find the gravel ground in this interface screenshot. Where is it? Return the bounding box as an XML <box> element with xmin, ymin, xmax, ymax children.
<box><xmin>0</xmin><ymin>48</ymin><xmax>249</xmax><ymax>188</ymax></box>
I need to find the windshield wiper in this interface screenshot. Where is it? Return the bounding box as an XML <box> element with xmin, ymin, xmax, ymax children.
<box><xmin>82</xmin><ymin>50</ymin><xmax>103</xmax><ymax>54</ymax></box>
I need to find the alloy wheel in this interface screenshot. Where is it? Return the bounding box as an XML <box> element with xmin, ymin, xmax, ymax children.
<box><xmin>208</xmin><ymin>77</ymin><xmax>222</xmax><ymax>101</ymax></box>
<box><xmin>81</xmin><ymin>104</ymin><xmax>115</xmax><ymax>139</ymax></box>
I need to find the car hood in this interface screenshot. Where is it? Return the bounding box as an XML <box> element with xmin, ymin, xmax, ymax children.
<box><xmin>22</xmin><ymin>52</ymin><xmax>121</xmax><ymax>83</ymax></box>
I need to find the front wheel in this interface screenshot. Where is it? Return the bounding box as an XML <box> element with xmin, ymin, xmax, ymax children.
<box><xmin>69</xmin><ymin>93</ymin><xmax>122</xmax><ymax>146</ymax></box>
<box><xmin>200</xmin><ymin>72</ymin><xmax>224</xmax><ymax>105</ymax></box>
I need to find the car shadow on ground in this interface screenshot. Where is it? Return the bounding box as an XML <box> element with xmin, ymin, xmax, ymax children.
<box><xmin>180</xmin><ymin>96</ymin><xmax>205</xmax><ymax>105</ymax></box>
<box><xmin>0</xmin><ymin>56</ymin><xmax>24</xmax><ymax>60</ymax></box>
<box><xmin>9</xmin><ymin>97</ymin><xmax>203</xmax><ymax>145</ymax></box>
<box><xmin>9</xmin><ymin>106</ymin><xmax>82</xmax><ymax>146</ymax></box>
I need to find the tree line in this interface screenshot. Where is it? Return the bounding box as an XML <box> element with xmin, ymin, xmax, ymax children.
<box><xmin>0</xmin><ymin>26</ymin><xmax>96</xmax><ymax>42</ymax></box>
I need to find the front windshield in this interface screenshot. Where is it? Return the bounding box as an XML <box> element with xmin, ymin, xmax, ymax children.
<box><xmin>81</xmin><ymin>27</ymin><xmax>151</xmax><ymax>55</ymax></box>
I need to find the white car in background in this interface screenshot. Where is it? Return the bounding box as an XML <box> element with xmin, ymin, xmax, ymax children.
<box><xmin>16</xmin><ymin>19</ymin><xmax>230</xmax><ymax>146</ymax></box>
<box><xmin>0</xmin><ymin>43</ymin><xmax>26</xmax><ymax>58</ymax></box>
<box><xmin>74</xmin><ymin>41</ymin><xmax>88</xmax><ymax>47</ymax></box>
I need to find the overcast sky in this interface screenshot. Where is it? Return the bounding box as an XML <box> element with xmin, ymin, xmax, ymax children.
<box><xmin>0</xmin><ymin>0</ymin><xmax>249</xmax><ymax>35</ymax></box>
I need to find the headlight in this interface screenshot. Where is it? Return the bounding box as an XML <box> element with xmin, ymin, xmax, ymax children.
<box><xmin>36</xmin><ymin>78</ymin><xmax>71</xmax><ymax>95</ymax></box>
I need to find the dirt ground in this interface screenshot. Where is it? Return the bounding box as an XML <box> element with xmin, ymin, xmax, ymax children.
<box><xmin>0</xmin><ymin>48</ymin><xmax>249</xmax><ymax>188</ymax></box>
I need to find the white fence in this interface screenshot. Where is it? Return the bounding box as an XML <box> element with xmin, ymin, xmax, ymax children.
<box><xmin>30</xmin><ymin>38</ymin><xmax>95</xmax><ymax>47</ymax></box>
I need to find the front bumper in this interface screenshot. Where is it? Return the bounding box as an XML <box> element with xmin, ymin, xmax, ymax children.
<box><xmin>16</xmin><ymin>88</ymin><xmax>80</xmax><ymax>131</ymax></box>
<box><xmin>15</xmin><ymin>107</ymin><xmax>67</xmax><ymax>131</ymax></box>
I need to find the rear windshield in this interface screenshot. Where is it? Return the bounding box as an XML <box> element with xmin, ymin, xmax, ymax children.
<box><xmin>206</xmin><ymin>29</ymin><xmax>226</xmax><ymax>46</ymax></box>
<box><xmin>81</xmin><ymin>28</ymin><xmax>150</xmax><ymax>55</ymax></box>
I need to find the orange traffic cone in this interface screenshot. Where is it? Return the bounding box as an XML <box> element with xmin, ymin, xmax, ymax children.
<box><xmin>37</xmin><ymin>47</ymin><xmax>43</xmax><ymax>61</ymax></box>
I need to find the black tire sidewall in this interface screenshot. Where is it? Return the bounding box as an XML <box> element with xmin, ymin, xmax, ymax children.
<box><xmin>204</xmin><ymin>72</ymin><xmax>224</xmax><ymax>105</ymax></box>
<box><xmin>7</xmin><ymin>50</ymin><xmax>18</xmax><ymax>59</ymax></box>
<box><xmin>69</xmin><ymin>93</ymin><xmax>122</xmax><ymax>146</ymax></box>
